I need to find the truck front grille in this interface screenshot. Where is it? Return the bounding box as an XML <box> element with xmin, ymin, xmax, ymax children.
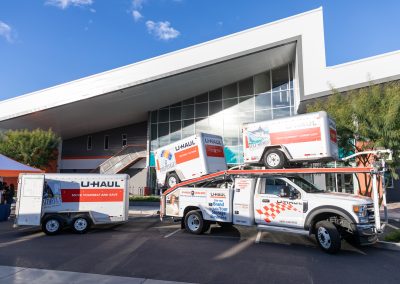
<box><xmin>367</xmin><ymin>204</ymin><xmax>375</xmax><ymax>224</ymax></box>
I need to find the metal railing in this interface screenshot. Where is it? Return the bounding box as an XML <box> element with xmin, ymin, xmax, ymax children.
<box><xmin>95</xmin><ymin>144</ymin><xmax>147</xmax><ymax>174</ymax></box>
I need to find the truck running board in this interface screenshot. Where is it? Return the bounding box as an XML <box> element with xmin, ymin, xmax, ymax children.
<box><xmin>257</xmin><ymin>225</ymin><xmax>310</xmax><ymax>236</ymax></box>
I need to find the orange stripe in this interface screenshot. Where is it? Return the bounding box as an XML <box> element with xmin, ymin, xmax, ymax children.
<box><xmin>0</xmin><ymin>170</ymin><xmax>43</xmax><ymax>177</ymax></box>
<box><xmin>175</xmin><ymin>146</ymin><xmax>199</xmax><ymax>164</ymax></box>
<box><xmin>270</xmin><ymin>127</ymin><xmax>321</xmax><ymax>144</ymax></box>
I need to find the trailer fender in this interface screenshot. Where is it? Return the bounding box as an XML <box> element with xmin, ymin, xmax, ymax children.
<box><xmin>261</xmin><ymin>145</ymin><xmax>293</xmax><ymax>163</ymax></box>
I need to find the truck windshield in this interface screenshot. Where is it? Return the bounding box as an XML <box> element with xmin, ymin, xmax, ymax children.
<box><xmin>287</xmin><ymin>176</ymin><xmax>324</xmax><ymax>193</ymax></box>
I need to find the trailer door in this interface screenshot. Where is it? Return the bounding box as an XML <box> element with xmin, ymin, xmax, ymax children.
<box><xmin>16</xmin><ymin>174</ymin><xmax>45</xmax><ymax>226</ymax></box>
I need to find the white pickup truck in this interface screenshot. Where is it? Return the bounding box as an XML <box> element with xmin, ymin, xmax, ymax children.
<box><xmin>161</xmin><ymin>168</ymin><xmax>378</xmax><ymax>254</ymax></box>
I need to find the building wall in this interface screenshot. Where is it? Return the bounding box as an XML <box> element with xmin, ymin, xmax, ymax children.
<box><xmin>62</xmin><ymin>121</ymin><xmax>147</xmax><ymax>159</ymax></box>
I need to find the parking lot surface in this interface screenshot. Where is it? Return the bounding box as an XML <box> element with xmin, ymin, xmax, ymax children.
<box><xmin>0</xmin><ymin>216</ymin><xmax>399</xmax><ymax>284</ymax></box>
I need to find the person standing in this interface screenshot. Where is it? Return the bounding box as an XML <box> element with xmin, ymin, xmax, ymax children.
<box><xmin>6</xmin><ymin>184</ymin><xmax>15</xmax><ymax>205</ymax></box>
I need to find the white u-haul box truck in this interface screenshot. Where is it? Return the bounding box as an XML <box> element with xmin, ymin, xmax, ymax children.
<box><xmin>155</xmin><ymin>133</ymin><xmax>227</xmax><ymax>188</ymax></box>
<box><xmin>14</xmin><ymin>173</ymin><xmax>129</xmax><ymax>235</ymax></box>
<box><xmin>243</xmin><ymin>111</ymin><xmax>339</xmax><ymax>168</ymax></box>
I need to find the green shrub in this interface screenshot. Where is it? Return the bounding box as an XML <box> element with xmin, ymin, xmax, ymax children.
<box><xmin>384</xmin><ymin>229</ymin><xmax>400</xmax><ymax>242</ymax></box>
<box><xmin>129</xmin><ymin>195</ymin><xmax>160</xmax><ymax>202</ymax></box>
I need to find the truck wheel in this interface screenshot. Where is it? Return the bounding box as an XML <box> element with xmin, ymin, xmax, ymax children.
<box><xmin>184</xmin><ymin>210</ymin><xmax>204</xmax><ymax>235</ymax></box>
<box><xmin>166</xmin><ymin>173</ymin><xmax>180</xmax><ymax>188</ymax></box>
<box><xmin>72</xmin><ymin>215</ymin><xmax>91</xmax><ymax>234</ymax></box>
<box><xmin>202</xmin><ymin>221</ymin><xmax>211</xmax><ymax>233</ymax></box>
<box><xmin>315</xmin><ymin>221</ymin><xmax>341</xmax><ymax>254</ymax></box>
<box><xmin>263</xmin><ymin>149</ymin><xmax>285</xmax><ymax>169</ymax></box>
<box><xmin>42</xmin><ymin>215</ymin><xmax>63</xmax><ymax>236</ymax></box>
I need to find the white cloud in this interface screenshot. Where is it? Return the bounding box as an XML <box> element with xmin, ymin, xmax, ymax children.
<box><xmin>132</xmin><ymin>0</ymin><xmax>145</xmax><ymax>9</ymax></box>
<box><xmin>146</xmin><ymin>20</ymin><xmax>180</xmax><ymax>40</ymax></box>
<box><xmin>0</xmin><ymin>21</ymin><xmax>13</xmax><ymax>43</ymax></box>
<box><xmin>45</xmin><ymin>0</ymin><xmax>93</xmax><ymax>9</ymax></box>
<box><xmin>132</xmin><ymin>10</ymin><xmax>143</xmax><ymax>22</ymax></box>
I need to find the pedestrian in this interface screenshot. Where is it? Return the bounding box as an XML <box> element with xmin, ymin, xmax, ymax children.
<box><xmin>6</xmin><ymin>184</ymin><xmax>15</xmax><ymax>205</ymax></box>
<box><xmin>0</xmin><ymin>181</ymin><xmax>4</xmax><ymax>204</ymax></box>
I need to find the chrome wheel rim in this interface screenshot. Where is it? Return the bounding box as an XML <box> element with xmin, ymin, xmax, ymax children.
<box><xmin>267</xmin><ymin>153</ymin><xmax>280</xmax><ymax>167</ymax></box>
<box><xmin>168</xmin><ymin>176</ymin><xmax>177</xmax><ymax>187</ymax></box>
<box><xmin>74</xmin><ymin>218</ymin><xmax>88</xmax><ymax>231</ymax></box>
<box><xmin>46</xmin><ymin>219</ymin><xmax>60</xmax><ymax>233</ymax></box>
<box><xmin>317</xmin><ymin>227</ymin><xmax>331</xmax><ymax>249</ymax></box>
<box><xmin>187</xmin><ymin>214</ymin><xmax>200</xmax><ymax>231</ymax></box>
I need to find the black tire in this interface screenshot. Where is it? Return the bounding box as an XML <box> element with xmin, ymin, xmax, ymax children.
<box><xmin>315</xmin><ymin>221</ymin><xmax>341</xmax><ymax>254</ymax></box>
<box><xmin>263</xmin><ymin>149</ymin><xmax>286</xmax><ymax>169</ymax></box>
<box><xmin>217</xmin><ymin>222</ymin><xmax>233</xmax><ymax>228</ymax></box>
<box><xmin>42</xmin><ymin>215</ymin><xmax>63</xmax><ymax>236</ymax></box>
<box><xmin>202</xmin><ymin>221</ymin><xmax>211</xmax><ymax>233</ymax></box>
<box><xmin>72</xmin><ymin>215</ymin><xmax>92</xmax><ymax>234</ymax></box>
<box><xmin>184</xmin><ymin>210</ymin><xmax>204</xmax><ymax>235</ymax></box>
<box><xmin>166</xmin><ymin>173</ymin><xmax>180</xmax><ymax>188</ymax></box>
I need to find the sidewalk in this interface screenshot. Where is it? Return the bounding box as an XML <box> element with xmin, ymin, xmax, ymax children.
<box><xmin>381</xmin><ymin>202</ymin><xmax>400</xmax><ymax>221</ymax></box>
<box><xmin>0</xmin><ymin>265</ymin><xmax>193</xmax><ymax>284</ymax></box>
<box><xmin>129</xmin><ymin>205</ymin><xmax>159</xmax><ymax>216</ymax></box>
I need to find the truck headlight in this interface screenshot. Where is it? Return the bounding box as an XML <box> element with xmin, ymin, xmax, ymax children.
<box><xmin>353</xmin><ymin>204</ymin><xmax>368</xmax><ymax>219</ymax></box>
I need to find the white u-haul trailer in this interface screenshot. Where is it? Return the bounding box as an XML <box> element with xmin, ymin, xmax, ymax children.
<box><xmin>243</xmin><ymin>111</ymin><xmax>339</xmax><ymax>168</ymax></box>
<box><xmin>161</xmin><ymin>167</ymin><xmax>383</xmax><ymax>254</ymax></box>
<box><xmin>155</xmin><ymin>133</ymin><xmax>227</xmax><ymax>188</ymax></box>
<box><xmin>15</xmin><ymin>173</ymin><xmax>129</xmax><ymax>235</ymax></box>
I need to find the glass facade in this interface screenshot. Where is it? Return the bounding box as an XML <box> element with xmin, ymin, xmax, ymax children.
<box><xmin>150</xmin><ymin>63</ymin><xmax>295</xmax><ymax>165</ymax></box>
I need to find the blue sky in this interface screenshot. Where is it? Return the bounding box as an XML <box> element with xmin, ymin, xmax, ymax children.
<box><xmin>0</xmin><ymin>0</ymin><xmax>399</xmax><ymax>101</ymax></box>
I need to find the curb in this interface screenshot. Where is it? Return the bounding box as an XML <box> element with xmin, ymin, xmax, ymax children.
<box><xmin>375</xmin><ymin>241</ymin><xmax>400</xmax><ymax>251</ymax></box>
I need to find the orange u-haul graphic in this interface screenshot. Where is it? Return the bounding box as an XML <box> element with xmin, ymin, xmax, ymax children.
<box><xmin>155</xmin><ymin>133</ymin><xmax>227</xmax><ymax>188</ymax></box>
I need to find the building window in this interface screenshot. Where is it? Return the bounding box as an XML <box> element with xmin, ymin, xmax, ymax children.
<box><xmin>87</xmin><ymin>136</ymin><xmax>92</xmax><ymax>150</ymax></box>
<box><xmin>122</xmin><ymin>134</ymin><xmax>127</xmax><ymax>147</ymax></box>
<box><xmin>104</xmin><ymin>135</ymin><xmax>109</xmax><ymax>150</ymax></box>
<box><xmin>149</xmin><ymin>62</ymin><xmax>295</xmax><ymax>165</ymax></box>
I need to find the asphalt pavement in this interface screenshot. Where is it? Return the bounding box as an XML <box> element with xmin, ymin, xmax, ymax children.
<box><xmin>0</xmin><ymin>214</ymin><xmax>399</xmax><ymax>284</ymax></box>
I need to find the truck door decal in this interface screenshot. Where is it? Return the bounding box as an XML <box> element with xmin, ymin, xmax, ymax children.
<box><xmin>61</xmin><ymin>188</ymin><xmax>124</xmax><ymax>202</ymax></box>
<box><xmin>175</xmin><ymin>146</ymin><xmax>200</xmax><ymax>164</ymax></box>
<box><xmin>256</xmin><ymin>202</ymin><xmax>300</xmax><ymax>223</ymax></box>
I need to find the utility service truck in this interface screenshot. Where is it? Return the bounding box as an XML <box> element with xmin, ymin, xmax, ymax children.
<box><xmin>243</xmin><ymin>111</ymin><xmax>339</xmax><ymax>169</ymax></box>
<box><xmin>161</xmin><ymin>168</ymin><xmax>379</xmax><ymax>254</ymax></box>
<box><xmin>155</xmin><ymin>133</ymin><xmax>227</xmax><ymax>188</ymax></box>
<box><xmin>15</xmin><ymin>173</ymin><xmax>129</xmax><ymax>235</ymax></box>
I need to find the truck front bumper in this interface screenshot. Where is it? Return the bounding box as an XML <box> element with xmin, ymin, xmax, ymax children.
<box><xmin>355</xmin><ymin>224</ymin><xmax>378</xmax><ymax>245</ymax></box>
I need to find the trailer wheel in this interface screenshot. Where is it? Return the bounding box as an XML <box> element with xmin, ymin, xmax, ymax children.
<box><xmin>184</xmin><ymin>210</ymin><xmax>204</xmax><ymax>235</ymax></box>
<box><xmin>42</xmin><ymin>215</ymin><xmax>63</xmax><ymax>236</ymax></box>
<box><xmin>166</xmin><ymin>173</ymin><xmax>180</xmax><ymax>188</ymax></box>
<box><xmin>315</xmin><ymin>221</ymin><xmax>341</xmax><ymax>254</ymax></box>
<box><xmin>263</xmin><ymin>149</ymin><xmax>286</xmax><ymax>169</ymax></box>
<box><xmin>72</xmin><ymin>215</ymin><xmax>91</xmax><ymax>234</ymax></box>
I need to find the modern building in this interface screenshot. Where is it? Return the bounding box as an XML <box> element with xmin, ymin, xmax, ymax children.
<box><xmin>1</xmin><ymin>8</ymin><xmax>399</xmax><ymax>198</ymax></box>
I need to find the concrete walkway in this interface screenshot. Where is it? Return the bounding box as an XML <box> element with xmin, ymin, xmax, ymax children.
<box><xmin>0</xmin><ymin>265</ymin><xmax>193</xmax><ymax>284</ymax></box>
<box><xmin>129</xmin><ymin>205</ymin><xmax>159</xmax><ymax>216</ymax></box>
<box><xmin>381</xmin><ymin>202</ymin><xmax>400</xmax><ymax>221</ymax></box>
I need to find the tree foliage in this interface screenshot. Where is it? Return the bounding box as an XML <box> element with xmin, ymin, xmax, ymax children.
<box><xmin>306</xmin><ymin>81</ymin><xmax>400</xmax><ymax>177</ymax></box>
<box><xmin>0</xmin><ymin>128</ymin><xmax>60</xmax><ymax>170</ymax></box>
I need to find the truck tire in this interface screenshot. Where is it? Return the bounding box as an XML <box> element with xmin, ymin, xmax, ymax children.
<box><xmin>166</xmin><ymin>173</ymin><xmax>180</xmax><ymax>188</ymax></box>
<box><xmin>202</xmin><ymin>221</ymin><xmax>211</xmax><ymax>233</ymax></box>
<box><xmin>42</xmin><ymin>215</ymin><xmax>63</xmax><ymax>236</ymax></box>
<box><xmin>184</xmin><ymin>210</ymin><xmax>204</xmax><ymax>235</ymax></box>
<box><xmin>315</xmin><ymin>221</ymin><xmax>341</xmax><ymax>254</ymax></box>
<box><xmin>72</xmin><ymin>215</ymin><xmax>91</xmax><ymax>234</ymax></box>
<box><xmin>263</xmin><ymin>149</ymin><xmax>286</xmax><ymax>169</ymax></box>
